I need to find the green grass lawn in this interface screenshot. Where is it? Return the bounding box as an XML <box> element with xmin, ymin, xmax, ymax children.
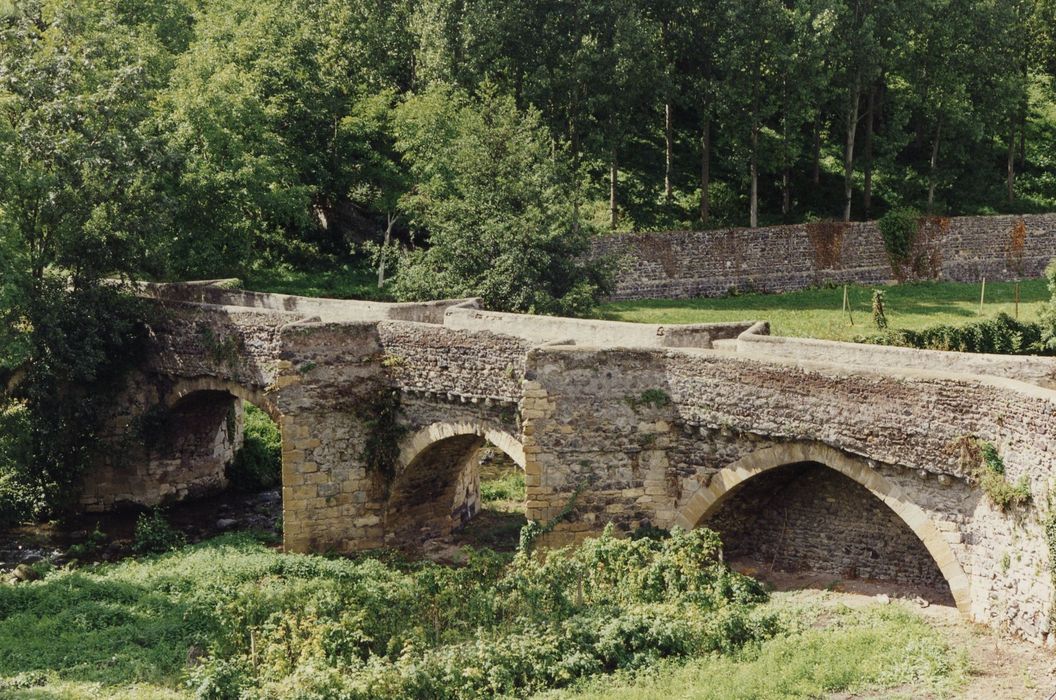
<box><xmin>598</xmin><ymin>279</ymin><xmax>1050</xmax><ymax>342</ymax></box>
<box><xmin>242</xmin><ymin>262</ymin><xmax>393</xmax><ymax>301</ymax></box>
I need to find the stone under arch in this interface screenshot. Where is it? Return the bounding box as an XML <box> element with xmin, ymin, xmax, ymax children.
<box><xmin>385</xmin><ymin>421</ymin><xmax>525</xmax><ymax>544</ymax></box>
<box><xmin>673</xmin><ymin>442</ymin><xmax>971</xmax><ymax>614</ymax></box>
<box><xmin>164</xmin><ymin>376</ymin><xmax>280</xmax><ymax>423</ymax></box>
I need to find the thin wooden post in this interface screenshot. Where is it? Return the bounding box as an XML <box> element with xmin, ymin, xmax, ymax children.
<box><xmin>978</xmin><ymin>278</ymin><xmax>986</xmax><ymax>315</ymax></box>
<box><xmin>1015</xmin><ymin>281</ymin><xmax>1020</xmax><ymax>320</ymax></box>
<box><xmin>844</xmin><ymin>285</ymin><xmax>854</xmax><ymax>326</ymax></box>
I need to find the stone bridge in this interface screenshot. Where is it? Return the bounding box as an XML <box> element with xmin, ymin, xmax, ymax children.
<box><xmin>89</xmin><ymin>282</ymin><xmax>1056</xmax><ymax>644</ymax></box>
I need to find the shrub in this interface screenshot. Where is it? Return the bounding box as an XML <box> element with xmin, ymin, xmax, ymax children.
<box><xmin>226</xmin><ymin>404</ymin><xmax>281</xmax><ymax>491</ymax></box>
<box><xmin>877</xmin><ymin>208</ymin><xmax>920</xmax><ymax>270</ymax></box>
<box><xmin>132</xmin><ymin>509</ymin><xmax>187</xmax><ymax>553</ymax></box>
<box><xmin>871</xmin><ymin>289</ymin><xmax>887</xmax><ymax>330</ymax></box>
<box><xmin>857</xmin><ymin>313</ymin><xmax>1051</xmax><ymax>356</ymax></box>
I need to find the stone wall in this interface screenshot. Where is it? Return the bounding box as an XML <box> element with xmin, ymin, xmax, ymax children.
<box><xmin>708</xmin><ymin>463</ymin><xmax>950</xmax><ymax>595</ymax></box>
<box><xmin>594</xmin><ymin>213</ymin><xmax>1056</xmax><ymax>300</ymax></box>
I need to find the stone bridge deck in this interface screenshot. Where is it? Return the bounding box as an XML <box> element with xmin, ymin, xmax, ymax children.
<box><xmin>92</xmin><ymin>281</ymin><xmax>1056</xmax><ymax>644</ymax></box>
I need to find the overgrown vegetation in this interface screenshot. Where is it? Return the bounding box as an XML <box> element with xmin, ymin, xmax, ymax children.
<box><xmin>0</xmin><ymin>283</ymin><xmax>149</xmax><ymax>525</ymax></box>
<box><xmin>878</xmin><ymin>208</ymin><xmax>922</xmax><ymax>272</ymax></box>
<box><xmin>0</xmin><ymin>528</ymin><xmax>779</xmax><ymax>699</ymax></box>
<box><xmin>226</xmin><ymin>405</ymin><xmax>281</xmax><ymax>492</ymax></box>
<box><xmin>625</xmin><ymin>389</ymin><xmax>673</xmax><ymax>411</ymax></box>
<box><xmin>955</xmin><ymin>437</ymin><xmax>1031</xmax><ymax>512</ymax></box>
<box><xmin>480</xmin><ymin>467</ymin><xmax>526</xmax><ymax>510</ymax></box>
<box><xmin>553</xmin><ymin>601</ymin><xmax>968</xmax><ymax>699</ymax></box>
<box><xmin>132</xmin><ymin>509</ymin><xmax>188</xmax><ymax>554</ymax></box>
<box><xmin>354</xmin><ymin>385</ymin><xmax>407</xmax><ymax>484</ymax></box>
<box><xmin>858</xmin><ymin>312</ymin><xmax>1051</xmax><ymax>355</ymax></box>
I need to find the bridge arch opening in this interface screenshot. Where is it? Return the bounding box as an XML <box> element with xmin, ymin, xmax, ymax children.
<box><xmin>385</xmin><ymin>422</ymin><xmax>525</xmax><ymax>547</ymax></box>
<box><xmin>674</xmin><ymin>443</ymin><xmax>970</xmax><ymax>612</ymax></box>
<box><xmin>132</xmin><ymin>380</ymin><xmax>287</xmax><ymax>506</ymax></box>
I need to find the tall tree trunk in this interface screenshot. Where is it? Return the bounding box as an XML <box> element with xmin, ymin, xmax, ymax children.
<box><xmin>664</xmin><ymin>101</ymin><xmax>674</xmax><ymax>203</ymax></box>
<box><xmin>843</xmin><ymin>78</ymin><xmax>861</xmax><ymax>222</ymax></box>
<box><xmin>782</xmin><ymin>170</ymin><xmax>791</xmax><ymax>218</ymax></box>
<box><xmin>377</xmin><ymin>213</ymin><xmax>396</xmax><ymax>288</ymax></box>
<box><xmin>750</xmin><ymin>125</ymin><xmax>759</xmax><ymax>229</ymax></box>
<box><xmin>863</xmin><ymin>85</ymin><xmax>875</xmax><ymax>217</ymax></box>
<box><xmin>812</xmin><ymin>112</ymin><xmax>822</xmax><ymax>185</ymax></box>
<box><xmin>1007</xmin><ymin>118</ymin><xmax>1017</xmax><ymax>205</ymax></box>
<box><xmin>609</xmin><ymin>149</ymin><xmax>618</xmax><ymax>230</ymax></box>
<box><xmin>700</xmin><ymin>119</ymin><xmax>711</xmax><ymax>224</ymax></box>
<box><xmin>927</xmin><ymin>118</ymin><xmax>943</xmax><ymax>213</ymax></box>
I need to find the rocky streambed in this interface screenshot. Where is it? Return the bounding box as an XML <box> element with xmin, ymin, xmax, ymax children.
<box><xmin>0</xmin><ymin>487</ymin><xmax>282</xmax><ymax>578</ymax></box>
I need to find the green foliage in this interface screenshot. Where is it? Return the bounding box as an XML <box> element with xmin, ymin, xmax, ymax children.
<box><xmin>858</xmin><ymin>312</ymin><xmax>1051</xmax><ymax>356</ymax></box>
<box><xmin>354</xmin><ymin>385</ymin><xmax>407</xmax><ymax>483</ymax></box>
<box><xmin>626</xmin><ymin>389</ymin><xmax>673</xmax><ymax>411</ymax></box>
<box><xmin>878</xmin><ymin>208</ymin><xmax>921</xmax><ymax>269</ymax></box>
<box><xmin>0</xmin><ymin>282</ymin><xmax>149</xmax><ymax>519</ymax></box>
<box><xmin>557</xmin><ymin>603</ymin><xmax>968</xmax><ymax>699</ymax></box>
<box><xmin>390</xmin><ymin>85</ymin><xmax>611</xmax><ymax>315</ymax></box>
<box><xmin>132</xmin><ymin>509</ymin><xmax>187</xmax><ymax>554</ymax></box>
<box><xmin>480</xmin><ymin>469</ymin><xmax>525</xmax><ymax>506</ymax></box>
<box><xmin>0</xmin><ymin>530</ymin><xmax>776</xmax><ymax>698</ymax></box>
<box><xmin>957</xmin><ymin>437</ymin><xmax>1031</xmax><ymax>512</ymax></box>
<box><xmin>871</xmin><ymin>289</ymin><xmax>888</xmax><ymax>330</ymax></box>
<box><xmin>227</xmin><ymin>404</ymin><xmax>281</xmax><ymax>492</ymax></box>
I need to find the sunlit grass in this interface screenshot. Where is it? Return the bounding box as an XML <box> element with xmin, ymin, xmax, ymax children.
<box><xmin>598</xmin><ymin>278</ymin><xmax>1049</xmax><ymax>342</ymax></box>
<box><xmin>543</xmin><ymin>597</ymin><xmax>969</xmax><ymax>700</ymax></box>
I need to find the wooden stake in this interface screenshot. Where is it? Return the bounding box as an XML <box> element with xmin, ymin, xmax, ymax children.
<box><xmin>844</xmin><ymin>285</ymin><xmax>854</xmax><ymax>326</ymax></box>
<box><xmin>1015</xmin><ymin>281</ymin><xmax>1020</xmax><ymax>320</ymax></box>
<box><xmin>979</xmin><ymin>277</ymin><xmax>986</xmax><ymax>315</ymax></box>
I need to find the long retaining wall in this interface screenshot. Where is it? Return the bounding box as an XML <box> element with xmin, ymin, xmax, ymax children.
<box><xmin>594</xmin><ymin>213</ymin><xmax>1056</xmax><ymax>300</ymax></box>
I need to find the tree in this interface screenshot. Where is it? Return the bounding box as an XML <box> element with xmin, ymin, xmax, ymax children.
<box><xmin>719</xmin><ymin>0</ymin><xmax>790</xmax><ymax>228</ymax></box>
<box><xmin>391</xmin><ymin>85</ymin><xmax>609</xmax><ymax>315</ymax></box>
<box><xmin>0</xmin><ymin>0</ymin><xmax>176</xmax><ymax>518</ymax></box>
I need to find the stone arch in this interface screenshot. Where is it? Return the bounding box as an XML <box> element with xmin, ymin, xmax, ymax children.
<box><xmin>397</xmin><ymin>421</ymin><xmax>525</xmax><ymax>472</ymax></box>
<box><xmin>673</xmin><ymin>442</ymin><xmax>970</xmax><ymax>614</ymax></box>
<box><xmin>385</xmin><ymin>421</ymin><xmax>525</xmax><ymax>544</ymax></box>
<box><xmin>164</xmin><ymin>376</ymin><xmax>280</xmax><ymax>423</ymax></box>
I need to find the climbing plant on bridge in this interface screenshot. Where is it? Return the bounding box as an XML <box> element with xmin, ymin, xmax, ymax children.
<box><xmin>956</xmin><ymin>436</ymin><xmax>1031</xmax><ymax>512</ymax></box>
<box><xmin>353</xmin><ymin>383</ymin><xmax>407</xmax><ymax>485</ymax></box>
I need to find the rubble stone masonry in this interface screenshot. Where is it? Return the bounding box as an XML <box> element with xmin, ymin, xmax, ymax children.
<box><xmin>592</xmin><ymin>213</ymin><xmax>1056</xmax><ymax>299</ymax></box>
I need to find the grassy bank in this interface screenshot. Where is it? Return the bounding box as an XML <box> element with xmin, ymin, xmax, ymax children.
<box><xmin>598</xmin><ymin>279</ymin><xmax>1049</xmax><ymax>342</ymax></box>
<box><xmin>0</xmin><ymin>532</ymin><xmax>972</xmax><ymax>700</ymax></box>
<box><xmin>543</xmin><ymin>596</ymin><xmax>968</xmax><ymax>699</ymax></box>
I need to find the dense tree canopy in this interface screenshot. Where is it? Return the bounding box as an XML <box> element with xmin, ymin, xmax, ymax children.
<box><xmin>6</xmin><ymin>0</ymin><xmax>1056</xmax><ymax>287</ymax></box>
